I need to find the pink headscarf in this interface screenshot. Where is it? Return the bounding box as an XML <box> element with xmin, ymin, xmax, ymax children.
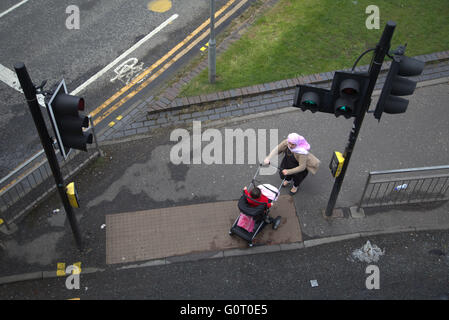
<box><xmin>287</xmin><ymin>133</ymin><xmax>310</xmax><ymax>155</ymax></box>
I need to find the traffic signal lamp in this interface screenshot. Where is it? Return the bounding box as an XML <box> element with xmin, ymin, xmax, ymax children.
<box><xmin>47</xmin><ymin>80</ymin><xmax>93</xmax><ymax>159</ymax></box>
<box><xmin>374</xmin><ymin>45</ymin><xmax>425</xmax><ymax>121</ymax></box>
<box><xmin>293</xmin><ymin>71</ymin><xmax>369</xmax><ymax>119</ymax></box>
<box><xmin>293</xmin><ymin>86</ymin><xmax>331</xmax><ymax>113</ymax></box>
<box><xmin>331</xmin><ymin>72</ymin><xmax>370</xmax><ymax>119</ymax></box>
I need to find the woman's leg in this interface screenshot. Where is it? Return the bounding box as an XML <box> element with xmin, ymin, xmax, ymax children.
<box><xmin>279</xmin><ymin>170</ymin><xmax>292</xmax><ymax>186</ymax></box>
<box><xmin>292</xmin><ymin>170</ymin><xmax>309</xmax><ymax>187</ymax></box>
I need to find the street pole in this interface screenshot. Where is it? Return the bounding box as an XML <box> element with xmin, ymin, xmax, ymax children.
<box><xmin>14</xmin><ymin>62</ymin><xmax>83</xmax><ymax>250</ymax></box>
<box><xmin>325</xmin><ymin>21</ymin><xmax>397</xmax><ymax>217</ymax></box>
<box><xmin>208</xmin><ymin>0</ymin><xmax>216</xmax><ymax>83</ymax></box>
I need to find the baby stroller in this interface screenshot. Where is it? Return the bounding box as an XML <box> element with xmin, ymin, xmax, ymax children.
<box><xmin>229</xmin><ymin>164</ymin><xmax>286</xmax><ymax>247</ymax></box>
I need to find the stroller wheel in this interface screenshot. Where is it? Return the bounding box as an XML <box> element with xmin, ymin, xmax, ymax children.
<box><xmin>248</xmin><ymin>242</ymin><xmax>254</xmax><ymax>247</ymax></box>
<box><xmin>228</xmin><ymin>230</ymin><xmax>233</xmax><ymax>236</ymax></box>
<box><xmin>272</xmin><ymin>216</ymin><xmax>281</xmax><ymax>230</ymax></box>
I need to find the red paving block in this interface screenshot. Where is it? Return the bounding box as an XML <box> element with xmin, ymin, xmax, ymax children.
<box><xmin>106</xmin><ymin>195</ymin><xmax>302</xmax><ymax>265</ymax></box>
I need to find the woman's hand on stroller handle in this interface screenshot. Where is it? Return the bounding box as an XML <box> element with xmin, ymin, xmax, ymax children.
<box><xmin>260</xmin><ymin>159</ymin><xmax>281</xmax><ymax>171</ymax></box>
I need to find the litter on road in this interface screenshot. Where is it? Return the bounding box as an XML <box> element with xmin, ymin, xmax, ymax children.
<box><xmin>310</xmin><ymin>280</ymin><xmax>319</xmax><ymax>287</ymax></box>
<box><xmin>350</xmin><ymin>240</ymin><xmax>385</xmax><ymax>263</ymax></box>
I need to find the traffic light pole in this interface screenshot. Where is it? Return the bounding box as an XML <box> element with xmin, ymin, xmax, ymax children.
<box><xmin>324</xmin><ymin>21</ymin><xmax>397</xmax><ymax>217</ymax></box>
<box><xmin>14</xmin><ymin>62</ymin><xmax>83</xmax><ymax>250</ymax></box>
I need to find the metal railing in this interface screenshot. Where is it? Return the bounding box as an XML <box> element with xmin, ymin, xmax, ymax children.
<box><xmin>0</xmin><ymin>149</ymin><xmax>49</xmax><ymax>211</ymax></box>
<box><xmin>357</xmin><ymin>165</ymin><xmax>449</xmax><ymax>209</ymax></box>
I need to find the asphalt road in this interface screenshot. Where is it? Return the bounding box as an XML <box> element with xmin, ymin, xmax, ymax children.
<box><xmin>0</xmin><ymin>0</ymin><xmax>236</xmax><ymax>177</ymax></box>
<box><xmin>0</xmin><ymin>229</ymin><xmax>448</xmax><ymax>301</ymax></box>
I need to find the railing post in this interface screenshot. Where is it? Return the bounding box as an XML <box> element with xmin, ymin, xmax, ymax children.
<box><xmin>357</xmin><ymin>172</ymin><xmax>372</xmax><ymax>210</ymax></box>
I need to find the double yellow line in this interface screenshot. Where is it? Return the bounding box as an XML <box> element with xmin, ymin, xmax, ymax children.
<box><xmin>91</xmin><ymin>0</ymin><xmax>249</xmax><ymax>126</ymax></box>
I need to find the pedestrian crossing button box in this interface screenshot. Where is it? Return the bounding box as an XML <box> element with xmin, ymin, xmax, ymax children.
<box><xmin>329</xmin><ymin>151</ymin><xmax>345</xmax><ymax>178</ymax></box>
<box><xmin>66</xmin><ymin>182</ymin><xmax>80</xmax><ymax>208</ymax></box>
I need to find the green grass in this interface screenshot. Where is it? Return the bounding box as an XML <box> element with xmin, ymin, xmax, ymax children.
<box><xmin>180</xmin><ymin>0</ymin><xmax>449</xmax><ymax>97</ymax></box>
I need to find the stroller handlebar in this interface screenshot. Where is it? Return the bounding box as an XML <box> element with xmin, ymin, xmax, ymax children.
<box><xmin>259</xmin><ymin>162</ymin><xmax>281</xmax><ymax>170</ymax></box>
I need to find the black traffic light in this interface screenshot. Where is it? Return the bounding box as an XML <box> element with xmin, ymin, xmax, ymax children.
<box><xmin>293</xmin><ymin>85</ymin><xmax>332</xmax><ymax>113</ymax></box>
<box><xmin>47</xmin><ymin>80</ymin><xmax>92</xmax><ymax>159</ymax></box>
<box><xmin>374</xmin><ymin>45</ymin><xmax>425</xmax><ymax>121</ymax></box>
<box><xmin>293</xmin><ymin>71</ymin><xmax>370</xmax><ymax>119</ymax></box>
<box><xmin>330</xmin><ymin>72</ymin><xmax>370</xmax><ymax>119</ymax></box>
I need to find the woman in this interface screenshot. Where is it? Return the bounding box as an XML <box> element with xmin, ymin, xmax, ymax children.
<box><xmin>264</xmin><ymin>133</ymin><xmax>320</xmax><ymax>195</ymax></box>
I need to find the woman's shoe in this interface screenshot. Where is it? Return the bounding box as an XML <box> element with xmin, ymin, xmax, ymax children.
<box><xmin>289</xmin><ymin>186</ymin><xmax>298</xmax><ymax>195</ymax></box>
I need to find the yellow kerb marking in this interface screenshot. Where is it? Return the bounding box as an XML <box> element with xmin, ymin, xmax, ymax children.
<box><xmin>116</xmin><ymin>115</ymin><xmax>123</xmax><ymax>120</ymax></box>
<box><xmin>57</xmin><ymin>263</ymin><xmax>66</xmax><ymax>277</ymax></box>
<box><xmin>73</xmin><ymin>262</ymin><xmax>82</xmax><ymax>274</ymax></box>
<box><xmin>108</xmin><ymin>121</ymin><xmax>115</xmax><ymax>127</ymax></box>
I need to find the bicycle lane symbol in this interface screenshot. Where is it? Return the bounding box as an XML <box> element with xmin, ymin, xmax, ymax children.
<box><xmin>110</xmin><ymin>58</ymin><xmax>145</xmax><ymax>85</ymax></box>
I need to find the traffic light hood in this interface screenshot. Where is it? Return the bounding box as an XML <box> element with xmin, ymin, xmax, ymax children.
<box><xmin>397</xmin><ymin>56</ymin><xmax>425</xmax><ymax>77</ymax></box>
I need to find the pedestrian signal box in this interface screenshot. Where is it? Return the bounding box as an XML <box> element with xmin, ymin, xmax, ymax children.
<box><xmin>66</xmin><ymin>182</ymin><xmax>80</xmax><ymax>208</ymax></box>
<box><xmin>330</xmin><ymin>151</ymin><xmax>345</xmax><ymax>178</ymax></box>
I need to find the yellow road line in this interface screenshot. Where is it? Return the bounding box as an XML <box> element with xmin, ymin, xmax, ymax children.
<box><xmin>93</xmin><ymin>0</ymin><xmax>249</xmax><ymax>125</ymax></box>
<box><xmin>89</xmin><ymin>0</ymin><xmax>237</xmax><ymax>119</ymax></box>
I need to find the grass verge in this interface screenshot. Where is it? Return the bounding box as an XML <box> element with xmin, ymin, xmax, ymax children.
<box><xmin>180</xmin><ymin>0</ymin><xmax>449</xmax><ymax>97</ymax></box>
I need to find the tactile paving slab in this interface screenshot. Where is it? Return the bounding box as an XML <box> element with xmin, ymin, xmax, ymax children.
<box><xmin>106</xmin><ymin>195</ymin><xmax>302</xmax><ymax>264</ymax></box>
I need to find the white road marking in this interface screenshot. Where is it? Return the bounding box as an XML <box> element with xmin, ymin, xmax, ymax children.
<box><xmin>110</xmin><ymin>58</ymin><xmax>144</xmax><ymax>85</ymax></box>
<box><xmin>1</xmin><ymin>14</ymin><xmax>178</xmax><ymax>105</ymax></box>
<box><xmin>70</xmin><ymin>13</ymin><xmax>178</xmax><ymax>95</ymax></box>
<box><xmin>0</xmin><ymin>0</ymin><xmax>29</xmax><ymax>19</ymax></box>
<box><xmin>0</xmin><ymin>63</ymin><xmax>22</xmax><ymax>91</ymax></box>
<box><xmin>0</xmin><ymin>63</ymin><xmax>45</xmax><ymax>106</ymax></box>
